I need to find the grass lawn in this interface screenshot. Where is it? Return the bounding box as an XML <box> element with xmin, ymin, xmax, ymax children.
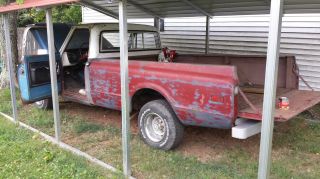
<box><xmin>0</xmin><ymin>116</ymin><xmax>120</xmax><ymax>178</ymax></box>
<box><xmin>1</xmin><ymin>88</ymin><xmax>320</xmax><ymax>178</ymax></box>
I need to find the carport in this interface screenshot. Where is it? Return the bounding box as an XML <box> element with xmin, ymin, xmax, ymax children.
<box><xmin>1</xmin><ymin>0</ymin><xmax>320</xmax><ymax>178</ymax></box>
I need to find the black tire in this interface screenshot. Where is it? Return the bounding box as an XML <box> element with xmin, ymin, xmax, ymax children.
<box><xmin>34</xmin><ymin>98</ymin><xmax>53</xmax><ymax>110</ymax></box>
<box><xmin>138</xmin><ymin>99</ymin><xmax>184</xmax><ymax>150</ymax></box>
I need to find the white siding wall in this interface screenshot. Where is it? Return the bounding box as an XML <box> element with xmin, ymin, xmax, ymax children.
<box><xmin>82</xmin><ymin>7</ymin><xmax>320</xmax><ymax>91</ymax></box>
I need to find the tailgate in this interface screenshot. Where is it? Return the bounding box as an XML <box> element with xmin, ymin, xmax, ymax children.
<box><xmin>238</xmin><ymin>89</ymin><xmax>320</xmax><ymax>121</ymax></box>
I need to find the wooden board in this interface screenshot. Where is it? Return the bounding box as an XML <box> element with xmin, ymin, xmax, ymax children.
<box><xmin>238</xmin><ymin>89</ymin><xmax>320</xmax><ymax>121</ymax></box>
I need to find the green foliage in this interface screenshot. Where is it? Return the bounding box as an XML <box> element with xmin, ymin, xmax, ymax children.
<box><xmin>0</xmin><ymin>0</ymin><xmax>23</xmax><ymax>5</ymax></box>
<box><xmin>18</xmin><ymin>5</ymin><xmax>82</xmax><ymax>27</ymax></box>
<box><xmin>16</xmin><ymin>0</ymin><xmax>23</xmax><ymax>4</ymax></box>
<box><xmin>52</xmin><ymin>5</ymin><xmax>82</xmax><ymax>24</ymax></box>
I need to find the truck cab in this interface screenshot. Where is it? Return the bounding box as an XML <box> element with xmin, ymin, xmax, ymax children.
<box><xmin>18</xmin><ymin>23</ymin><xmax>162</xmax><ymax>106</ymax></box>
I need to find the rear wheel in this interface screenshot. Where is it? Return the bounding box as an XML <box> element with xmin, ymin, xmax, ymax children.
<box><xmin>34</xmin><ymin>98</ymin><xmax>52</xmax><ymax>110</ymax></box>
<box><xmin>138</xmin><ymin>99</ymin><xmax>184</xmax><ymax>150</ymax></box>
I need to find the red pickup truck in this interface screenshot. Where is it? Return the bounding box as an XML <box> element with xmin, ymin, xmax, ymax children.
<box><xmin>18</xmin><ymin>23</ymin><xmax>320</xmax><ymax>150</ymax></box>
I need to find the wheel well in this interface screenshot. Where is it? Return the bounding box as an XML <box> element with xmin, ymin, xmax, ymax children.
<box><xmin>131</xmin><ymin>88</ymin><xmax>166</xmax><ymax>111</ymax></box>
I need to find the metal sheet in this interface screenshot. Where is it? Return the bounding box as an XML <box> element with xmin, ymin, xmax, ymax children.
<box><xmin>119</xmin><ymin>0</ymin><xmax>131</xmax><ymax>177</ymax></box>
<box><xmin>46</xmin><ymin>9</ymin><xmax>62</xmax><ymax>141</ymax></box>
<box><xmin>79</xmin><ymin>0</ymin><xmax>320</xmax><ymax>18</ymax></box>
<box><xmin>3</xmin><ymin>14</ymin><xmax>18</xmax><ymax>122</ymax></box>
<box><xmin>258</xmin><ymin>0</ymin><xmax>283</xmax><ymax>178</ymax></box>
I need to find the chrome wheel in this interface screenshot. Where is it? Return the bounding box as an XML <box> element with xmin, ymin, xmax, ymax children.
<box><xmin>144</xmin><ymin>112</ymin><xmax>167</xmax><ymax>142</ymax></box>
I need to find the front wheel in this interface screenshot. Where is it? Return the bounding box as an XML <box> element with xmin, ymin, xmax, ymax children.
<box><xmin>34</xmin><ymin>98</ymin><xmax>52</xmax><ymax>110</ymax></box>
<box><xmin>138</xmin><ymin>99</ymin><xmax>184</xmax><ymax>150</ymax></box>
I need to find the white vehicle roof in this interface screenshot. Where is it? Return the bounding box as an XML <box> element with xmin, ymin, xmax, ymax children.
<box><xmin>60</xmin><ymin>23</ymin><xmax>161</xmax><ymax>59</ymax></box>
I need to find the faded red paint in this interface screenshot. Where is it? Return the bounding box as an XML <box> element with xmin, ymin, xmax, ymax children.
<box><xmin>86</xmin><ymin>54</ymin><xmax>320</xmax><ymax>129</ymax></box>
<box><xmin>89</xmin><ymin>59</ymin><xmax>238</xmax><ymax>129</ymax></box>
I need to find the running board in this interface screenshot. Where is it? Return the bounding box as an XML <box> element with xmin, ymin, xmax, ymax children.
<box><xmin>232</xmin><ymin>118</ymin><xmax>261</xmax><ymax>139</ymax></box>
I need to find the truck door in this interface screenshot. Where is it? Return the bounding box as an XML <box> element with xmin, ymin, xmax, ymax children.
<box><xmin>18</xmin><ymin>25</ymin><xmax>70</xmax><ymax>102</ymax></box>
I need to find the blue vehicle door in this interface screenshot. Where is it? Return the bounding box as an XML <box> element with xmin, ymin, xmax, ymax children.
<box><xmin>18</xmin><ymin>24</ymin><xmax>71</xmax><ymax>102</ymax></box>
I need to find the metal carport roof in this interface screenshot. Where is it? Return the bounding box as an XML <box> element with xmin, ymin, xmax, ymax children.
<box><xmin>79</xmin><ymin>0</ymin><xmax>320</xmax><ymax>18</ymax></box>
<box><xmin>0</xmin><ymin>0</ymin><xmax>319</xmax><ymax>179</ymax></box>
<box><xmin>1</xmin><ymin>0</ymin><xmax>320</xmax><ymax>17</ymax></box>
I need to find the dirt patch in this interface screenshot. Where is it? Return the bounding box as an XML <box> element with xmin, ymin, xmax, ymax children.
<box><xmin>60</xmin><ymin>102</ymin><xmax>140</xmax><ymax>134</ymax></box>
<box><xmin>58</xmin><ymin>102</ymin><xmax>265</xmax><ymax>162</ymax></box>
<box><xmin>177</xmin><ymin>126</ymin><xmax>262</xmax><ymax>162</ymax></box>
<box><xmin>58</xmin><ymin>101</ymin><xmax>313</xmax><ymax>163</ymax></box>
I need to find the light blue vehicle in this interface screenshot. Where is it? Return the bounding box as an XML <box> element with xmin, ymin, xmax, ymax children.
<box><xmin>17</xmin><ymin>23</ymin><xmax>71</xmax><ymax>108</ymax></box>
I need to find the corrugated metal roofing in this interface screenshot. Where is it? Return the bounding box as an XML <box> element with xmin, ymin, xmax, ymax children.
<box><xmin>80</xmin><ymin>0</ymin><xmax>320</xmax><ymax>18</ymax></box>
<box><xmin>2</xmin><ymin>0</ymin><xmax>320</xmax><ymax>17</ymax></box>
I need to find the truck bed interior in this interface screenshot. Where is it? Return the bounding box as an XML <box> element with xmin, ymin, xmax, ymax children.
<box><xmin>131</xmin><ymin>53</ymin><xmax>320</xmax><ymax>121</ymax></box>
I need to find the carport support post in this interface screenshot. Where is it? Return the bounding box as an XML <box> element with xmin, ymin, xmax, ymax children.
<box><xmin>3</xmin><ymin>13</ymin><xmax>18</xmax><ymax>123</ymax></box>
<box><xmin>119</xmin><ymin>0</ymin><xmax>131</xmax><ymax>177</ymax></box>
<box><xmin>205</xmin><ymin>15</ymin><xmax>210</xmax><ymax>54</ymax></box>
<box><xmin>45</xmin><ymin>8</ymin><xmax>61</xmax><ymax>142</ymax></box>
<box><xmin>258</xmin><ymin>0</ymin><xmax>283</xmax><ymax>178</ymax></box>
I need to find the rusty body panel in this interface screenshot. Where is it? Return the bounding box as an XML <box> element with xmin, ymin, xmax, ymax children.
<box><xmin>85</xmin><ymin>54</ymin><xmax>320</xmax><ymax>128</ymax></box>
<box><xmin>89</xmin><ymin>59</ymin><xmax>238</xmax><ymax>129</ymax></box>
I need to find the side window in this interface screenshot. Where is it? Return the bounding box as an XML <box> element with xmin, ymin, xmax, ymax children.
<box><xmin>66</xmin><ymin>28</ymin><xmax>90</xmax><ymax>50</ymax></box>
<box><xmin>24</xmin><ymin>28</ymin><xmax>48</xmax><ymax>56</ymax></box>
<box><xmin>100</xmin><ymin>31</ymin><xmax>160</xmax><ymax>52</ymax></box>
<box><xmin>143</xmin><ymin>32</ymin><xmax>157</xmax><ymax>49</ymax></box>
<box><xmin>101</xmin><ymin>32</ymin><xmax>120</xmax><ymax>51</ymax></box>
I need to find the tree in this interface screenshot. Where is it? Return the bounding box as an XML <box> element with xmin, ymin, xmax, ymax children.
<box><xmin>18</xmin><ymin>5</ymin><xmax>82</xmax><ymax>27</ymax></box>
<box><xmin>0</xmin><ymin>0</ymin><xmax>19</xmax><ymax>89</ymax></box>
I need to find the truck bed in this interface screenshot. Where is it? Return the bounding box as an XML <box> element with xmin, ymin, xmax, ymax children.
<box><xmin>238</xmin><ymin>88</ymin><xmax>320</xmax><ymax>121</ymax></box>
<box><xmin>170</xmin><ymin>54</ymin><xmax>320</xmax><ymax>122</ymax></box>
<box><xmin>118</xmin><ymin>53</ymin><xmax>320</xmax><ymax>122</ymax></box>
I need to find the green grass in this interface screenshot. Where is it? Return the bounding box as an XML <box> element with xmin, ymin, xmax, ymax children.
<box><xmin>0</xmin><ymin>88</ymin><xmax>13</xmax><ymax>115</ymax></box>
<box><xmin>0</xmin><ymin>88</ymin><xmax>320</xmax><ymax>178</ymax></box>
<box><xmin>73</xmin><ymin>121</ymin><xmax>105</xmax><ymax>134</ymax></box>
<box><xmin>0</xmin><ymin>116</ymin><xmax>120</xmax><ymax>178</ymax></box>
